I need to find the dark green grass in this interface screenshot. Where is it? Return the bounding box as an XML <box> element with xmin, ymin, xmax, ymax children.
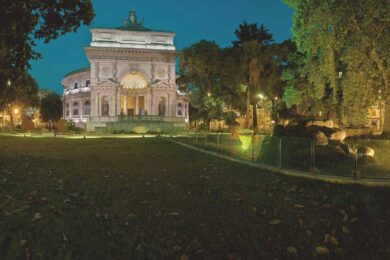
<box><xmin>0</xmin><ymin>136</ymin><xmax>389</xmax><ymax>259</ymax></box>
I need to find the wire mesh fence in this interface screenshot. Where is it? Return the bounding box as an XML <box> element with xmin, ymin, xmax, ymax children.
<box><xmin>165</xmin><ymin>131</ymin><xmax>390</xmax><ymax>180</ymax></box>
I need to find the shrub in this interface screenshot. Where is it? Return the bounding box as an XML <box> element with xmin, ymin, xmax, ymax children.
<box><xmin>132</xmin><ymin>126</ymin><xmax>149</xmax><ymax>134</ymax></box>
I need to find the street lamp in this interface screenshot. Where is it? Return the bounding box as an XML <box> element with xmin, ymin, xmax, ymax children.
<box><xmin>378</xmin><ymin>89</ymin><xmax>383</xmax><ymax>132</ymax></box>
<box><xmin>6</xmin><ymin>79</ymin><xmax>11</xmax><ymax>86</ymax></box>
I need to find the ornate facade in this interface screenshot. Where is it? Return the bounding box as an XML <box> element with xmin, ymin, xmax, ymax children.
<box><xmin>62</xmin><ymin>10</ymin><xmax>188</xmax><ymax>131</ymax></box>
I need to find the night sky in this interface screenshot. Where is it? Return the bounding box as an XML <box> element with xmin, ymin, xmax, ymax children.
<box><xmin>29</xmin><ymin>0</ymin><xmax>293</xmax><ymax>94</ymax></box>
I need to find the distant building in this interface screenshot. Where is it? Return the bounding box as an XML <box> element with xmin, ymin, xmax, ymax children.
<box><xmin>61</xmin><ymin>10</ymin><xmax>188</xmax><ymax>131</ymax></box>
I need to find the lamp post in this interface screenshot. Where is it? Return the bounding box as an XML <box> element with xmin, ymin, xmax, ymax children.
<box><xmin>253</xmin><ymin>94</ymin><xmax>264</xmax><ymax>131</ymax></box>
<box><xmin>13</xmin><ymin>108</ymin><xmax>19</xmax><ymax>129</ymax></box>
<box><xmin>378</xmin><ymin>89</ymin><xmax>383</xmax><ymax>132</ymax></box>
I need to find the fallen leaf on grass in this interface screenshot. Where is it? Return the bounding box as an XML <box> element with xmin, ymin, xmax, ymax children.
<box><xmin>33</xmin><ymin>212</ymin><xmax>43</xmax><ymax>220</ymax></box>
<box><xmin>173</xmin><ymin>245</ymin><xmax>182</xmax><ymax>252</ymax></box>
<box><xmin>315</xmin><ymin>246</ymin><xmax>330</xmax><ymax>254</ymax></box>
<box><xmin>342</xmin><ymin>214</ymin><xmax>348</xmax><ymax>223</ymax></box>
<box><xmin>287</xmin><ymin>246</ymin><xmax>297</xmax><ymax>254</ymax></box>
<box><xmin>170</xmin><ymin>212</ymin><xmax>180</xmax><ymax>216</ymax></box>
<box><xmin>268</xmin><ymin>220</ymin><xmax>282</xmax><ymax>225</ymax></box>
<box><xmin>335</xmin><ymin>248</ymin><xmax>345</xmax><ymax>256</ymax></box>
<box><xmin>342</xmin><ymin>226</ymin><xmax>350</xmax><ymax>234</ymax></box>
<box><xmin>350</xmin><ymin>218</ymin><xmax>358</xmax><ymax>223</ymax></box>
<box><xmin>329</xmin><ymin>236</ymin><xmax>339</xmax><ymax>246</ymax></box>
<box><xmin>294</xmin><ymin>204</ymin><xmax>305</xmax><ymax>209</ymax></box>
<box><xmin>179</xmin><ymin>254</ymin><xmax>188</xmax><ymax>260</ymax></box>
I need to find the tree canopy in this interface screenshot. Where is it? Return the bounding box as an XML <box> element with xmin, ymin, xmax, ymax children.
<box><xmin>0</xmin><ymin>0</ymin><xmax>94</xmax><ymax>96</ymax></box>
<box><xmin>284</xmin><ymin>0</ymin><xmax>389</xmax><ymax>125</ymax></box>
<box><xmin>40</xmin><ymin>92</ymin><xmax>63</xmax><ymax>129</ymax></box>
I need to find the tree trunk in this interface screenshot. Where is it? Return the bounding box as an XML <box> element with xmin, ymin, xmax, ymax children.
<box><xmin>252</xmin><ymin>103</ymin><xmax>257</xmax><ymax>131</ymax></box>
<box><xmin>244</xmin><ymin>88</ymin><xmax>251</xmax><ymax>128</ymax></box>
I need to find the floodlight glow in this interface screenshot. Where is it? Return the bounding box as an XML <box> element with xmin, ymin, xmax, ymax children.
<box><xmin>13</xmin><ymin>108</ymin><xmax>19</xmax><ymax>114</ymax></box>
<box><xmin>258</xmin><ymin>94</ymin><xmax>264</xmax><ymax>99</ymax></box>
<box><xmin>239</xmin><ymin>135</ymin><xmax>252</xmax><ymax>150</ymax></box>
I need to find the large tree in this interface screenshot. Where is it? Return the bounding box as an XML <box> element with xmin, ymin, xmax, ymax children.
<box><xmin>0</xmin><ymin>0</ymin><xmax>94</xmax><ymax>96</ymax></box>
<box><xmin>232</xmin><ymin>22</ymin><xmax>274</xmax><ymax>128</ymax></box>
<box><xmin>40</xmin><ymin>92</ymin><xmax>63</xmax><ymax>131</ymax></box>
<box><xmin>284</xmin><ymin>0</ymin><xmax>389</xmax><ymax>126</ymax></box>
<box><xmin>179</xmin><ymin>40</ymin><xmax>224</xmax><ymax>127</ymax></box>
<box><xmin>1</xmin><ymin>72</ymin><xmax>39</xmax><ymax>124</ymax></box>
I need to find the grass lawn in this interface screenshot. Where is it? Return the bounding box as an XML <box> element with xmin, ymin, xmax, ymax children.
<box><xmin>0</xmin><ymin>136</ymin><xmax>389</xmax><ymax>259</ymax></box>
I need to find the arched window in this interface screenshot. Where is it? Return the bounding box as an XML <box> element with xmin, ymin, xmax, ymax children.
<box><xmin>65</xmin><ymin>103</ymin><xmax>70</xmax><ymax>116</ymax></box>
<box><xmin>86</xmin><ymin>80</ymin><xmax>91</xmax><ymax>87</ymax></box>
<box><xmin>158</xmin><ymin>97</ymin><xmax>166</xmax><ymax>116</ymax></box>
<box><xmin>74</xmin><ymin>82</ymin><xmax>78</xmax><ymax>89</ymax></box>
<box><xmin>73</xmin><ymin>102</ymin><xmax>79</xmax><ymax>116</ymax></box>
<box><xmin>84</xmin><ymin>100</ymin><xmax>91</xmax><ymax>115</ymax></box>
<box><xmin>177</xmin><ymin>103</ymin><xmax>183</xmax><ymax>116</ymax></box>
<box><xmin>101</xmin><ymin>96</ymin><xmax>109</xmax><ymax>116</ymax></box>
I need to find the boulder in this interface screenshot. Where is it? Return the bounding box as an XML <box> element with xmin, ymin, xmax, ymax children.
<box><xmin>357</xmin><ymin>145</ymin><xmax>375</xmax><ymax>157</ymax></box>
<box><xmin>272</xmin><ymin>124</ymin><xmax>285</xmax><ymax>137</ymax></box>
<box><xmin>306</xmin><ymin>120</ymin><xmax>328</xmax><ymax>128</ymax></box>
<box><xmin>313</xmin><ymin>131</ymin><xmax>328</xmax><ymax>145</ymax></box>
<box><xmin>324</xmin><ymin>120</ymin><xmax>334</xmax><ymax>128</ymax></box>
<box><xmin>329</xmin><ymin>141</ymin><xmax>349</xmax><ymax>155</ymax></box>
<box><xmin>358</xmin><ymin>155</ymin><xmax>376</xmax><ymax>165</ymax></box>
<box><xmin>329</xmin><ymin>129</ymin><xmax>347</xmax><ymax>142</ymax></box>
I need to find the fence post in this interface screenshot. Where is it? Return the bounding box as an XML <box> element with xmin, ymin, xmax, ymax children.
<box><xmin>251</xmin><ymin>132</ymin><xmax>255</xmax><ymax>161</ymax></box>
<box><xmin>311</xmin><ymin>139</ymin><xmax>315</xmax><ymax>170</ymax></box>
<box><xmin>278</xmin><ymin>136</ymin><xmax>282</xmax><ymax>168</ymax></box>
<box><xmin>217</xmin><ymin>132</ymin><xmax>220</xmax><ymax>150</ymax></box>
<box><xmin>205</xmin><ymin>133</ymin><xmax>208</xmax><ymax>147</ymax></box>
<box><xmin>195</xmin><ymin>130</ymin><xmax>198</xmax><ymax>144</ymax></box>
<box><xmin>353</xmin><ymin>148</ymin><xmax>359</xmax><ymax>179</ymax></box>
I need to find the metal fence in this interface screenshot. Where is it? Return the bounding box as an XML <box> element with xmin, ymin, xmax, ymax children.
<box><xmin>165</xmin><ymin>131</ymin><xmax>390</xmax><ymax>180</ymax></box>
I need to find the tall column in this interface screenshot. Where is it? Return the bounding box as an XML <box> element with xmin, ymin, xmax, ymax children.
<box><xmin>136</xmin><ymin>96</ymin><xmax>139</xmax><ymax>115</ymax></box>
<box><xmin>124</xmin><ymin>96</ymin><xmax>127</xmax><ymax>115</ymax></box>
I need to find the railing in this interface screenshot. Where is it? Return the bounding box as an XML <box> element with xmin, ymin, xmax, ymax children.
<box><xmin>166</xmin><ymin>131</ymin><xmax>390</xmax><ymax>180</ymax></box>
<box><xmin>87</xmin><ymin>115</ymin><xmax>187</xmax><ymax>123</ymax></box>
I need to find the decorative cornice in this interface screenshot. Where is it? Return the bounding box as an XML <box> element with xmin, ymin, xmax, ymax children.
<box><xmin>85</xmin><ymin>47</ymin><xmax>177</xmax><ymax>61</ymax></box>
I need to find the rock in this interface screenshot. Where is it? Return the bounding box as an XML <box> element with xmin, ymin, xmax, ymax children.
<box><xmin>306</xmin><ymin>120</ymin><xmax>328</xmax><ymax>128</ymax></box>
<box><xmin>359</xmin><ymin>155</ymin><xmax>376</xmax><ymax>165</ymax></box>
<box><xmin>329</xmin><ymin>129</ymin><xmax>347</xmax><ymax>142</ymax></box>
<box><xmin>357</xmin><ymin>145</ymin><xmax>375</xmax><ymax>157</ymax></box>
<box><xmin>324</xmin><ymin>120</ymin><xmax>334</xmax><ymax>128</ymax></box>
<box><xmin>313</xmin><ymin>131</ymin><xmax>328</xmax><ymax>145</ymax></box>
<box><xmin>273</xmin><ymin>124</ymin><xmax>285</xmax><ymax>137</ymax></box>
<box><xmin>329</xmin><ymin>142</ymin><xmax>349</xmax><ymax>155</ymax></box>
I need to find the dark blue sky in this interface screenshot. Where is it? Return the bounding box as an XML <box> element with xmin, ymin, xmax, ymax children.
<box><xmin>29</xmin><ymin>0</ymin><xmax>293</xmax><ymax>93</ymax></box>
